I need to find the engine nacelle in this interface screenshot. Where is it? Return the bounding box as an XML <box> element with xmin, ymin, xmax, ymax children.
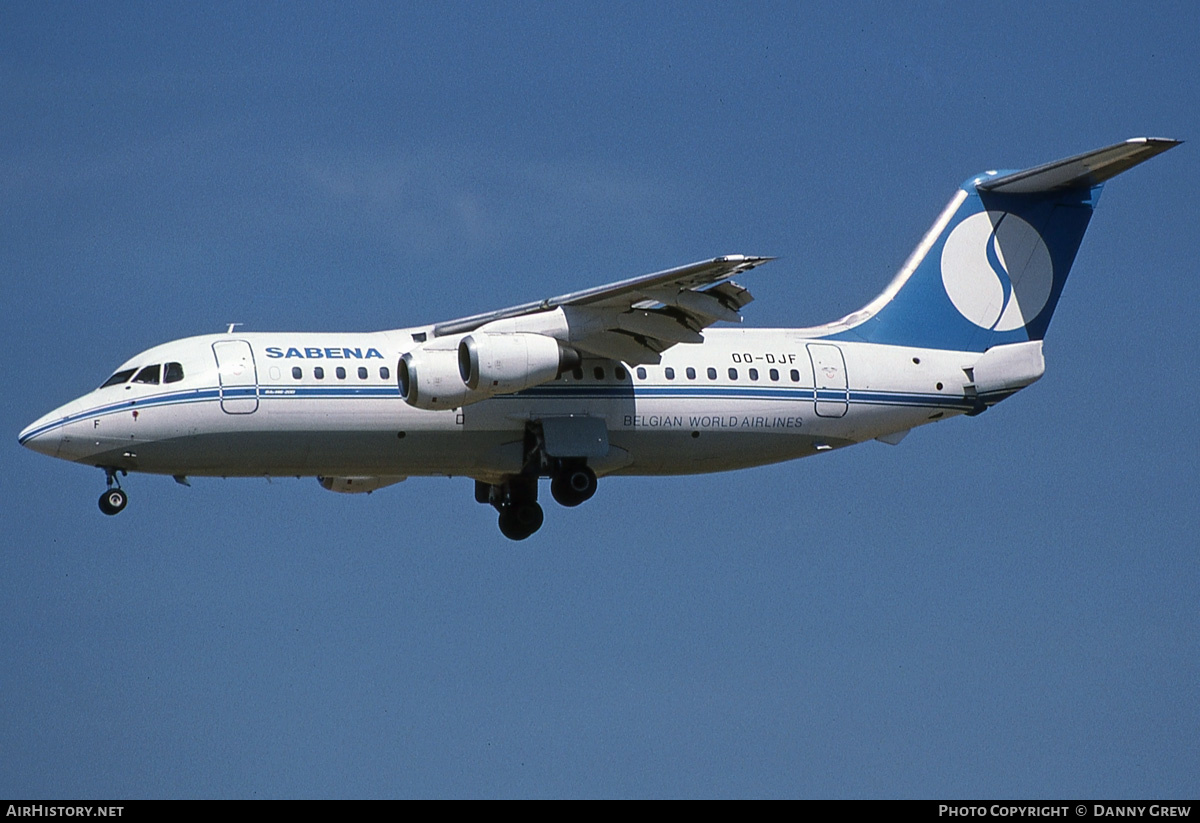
<box><xmin>458</xmin><ymin>333</ymin><xmax>577</xmax><ymax>396</ymax></box>
<box><xmin>317</xmin><ymin>476</ymin><xmax>406</xmax><ymax>494</ymax></box>
<box><xmin>398</xmin><ymin>348</ymin><xmax>487</xmax><ymax>410</ymax></box>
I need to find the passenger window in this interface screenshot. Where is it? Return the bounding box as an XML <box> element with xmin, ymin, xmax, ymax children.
<box><xmin>336</xmin><ymin>366</ymin><xmax>346</xmax><ymax>380</ymax></box>
<box><xmin>769</xmin><ymin>368</ymin><xmax>779</xmax><ymax>381</ymax></box>
<box><xmin>292</xmin><ymin>367</ymin><xmax>302</xmax><ymax>379</ymax></box>
<box><xmin>615</xmin><ymin>366</ymin><xmax>626</xmax><ymax>380</ymax></box>
<box><xmin>707</xmin><ymin>367</ymin><xmax>717</xmax><ymax>380</ymax></box>
<box><xmin>572</xmin><ymin>367</ymin><xmax>583</xmax><ymax>381</ymax></box>
<box><xmin>314</xmin><ymin>367</ymin><xmax>325</xmax><ymax>380</ymax></box>
<box><xmin>636</xmin><ymin>367</ymin><xmax>646</xmax><ymax>380</ymax></box>
<box><xmin>358</xmin><ymin>367</ymin><xmax>368</xmax><ymax>379</ymax></box>
<box><xmin>101</xmin><ymin>368</ymin><xmax>137</xmax><ymax>388</ymax></box>
<box><xmin>593</xmin><ymin>366</ymin><xmax>605</xmax><ymax>380</ymax></box>
<box><xmin>665</xmin><ymin>367</ymin><xmax>675</xmax><ymax>380</ymax></box>
<box><xmin>686</xmin><ymin>367</ymin><xmax>696</xmax><ymax>380</ymax></box>
<box><xmin>133</xmin><ymin>365</ymin><xmax>161</xmax><ymax>385</ymax></box>
<box><xmin>164</xmin><ymin>362</ymin><xmax>184</xmax><ymax>383</ymax></box>
<box><xmin>749</xmin><ymin>368</ymin><xmax>759</xmax><ymax>381</ymax></box>
<box><xmin>728</xmin><ymin>368</ymin><xmax>738</xmax><ymax>380</ymax></box>
<box><xmin>790</xmin><ymin>369</ymin><xmax>800</xmax><ymax>382</ymax></box>
<box><xmin>379</xmin><ymin>366</ymin><xmax>390</xmax><ymax>380</ymax></box>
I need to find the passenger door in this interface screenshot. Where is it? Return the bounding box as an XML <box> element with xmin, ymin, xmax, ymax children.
<box><xmin>212</xmin><ymin>340</ymin><xmax>259</xmax><ymax>414</ymax></box>
<box><xmin>807</xmin><ymin>343</ymin><xmax>848</xmax><ymax>418</ymax></box>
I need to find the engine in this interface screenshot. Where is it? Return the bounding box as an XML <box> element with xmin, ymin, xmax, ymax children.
<box><xmin>398</xmin><ymin>348</ymin><xmax>487</xmax><ymax>410</ymax></box>
<box><xmin>399</xmin><ymin>333</ymin><xmax>578</xmax><ymax>411</ymax></box>
<box><xmin>458</xmin><ymin>332</ymin><xmax>578</xmax><ymax>395</ymax></box>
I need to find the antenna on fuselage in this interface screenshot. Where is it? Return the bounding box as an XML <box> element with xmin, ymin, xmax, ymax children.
<box><xmin>225</xmin><ymin>323</ymin><xmax>243</xmax><ymax>334</ymax></box>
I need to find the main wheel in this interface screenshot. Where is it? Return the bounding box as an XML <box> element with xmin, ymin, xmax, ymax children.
<box><xmin>498</xmin><ymin>501</ymin><xmax>544</xmax><ymax>540</ymax></box>
<box><xmin>98</xmin><ymin>488</ymin><xmax>128</xmax><ymax>516</ymax></box>
<box><xmin>551</xmin><ymin>465</ymin><xmax>597</xmax><ymax>507</ymax></box>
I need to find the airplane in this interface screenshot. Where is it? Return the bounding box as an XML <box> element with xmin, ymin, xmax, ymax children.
<box><xmin>19</xmin><ymin>138</ymin><xmax>1180</xmax><ymax>540</ymax></box>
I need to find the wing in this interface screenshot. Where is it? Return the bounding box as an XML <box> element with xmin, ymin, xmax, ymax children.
<box><xmin>431</xmin><ymin>255</ymin><xmax>773</xmax><ymax>364</ymax></box>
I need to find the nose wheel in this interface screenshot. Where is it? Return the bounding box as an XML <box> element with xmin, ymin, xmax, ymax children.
<box><xmin>98</xmin><ymin>467</ymin><xmax>128</xmax><ymax>515</ymax></box>
<box><xmin>98</xmin><ymin>488</ymin><xmax>128</xmax><ymax>515</ymax></box>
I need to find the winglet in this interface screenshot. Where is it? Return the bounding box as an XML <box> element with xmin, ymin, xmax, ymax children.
<box><xmin>977</xmin><ymin>137</ymin><xmax>1181</xmax><ymax>194</ymax></box>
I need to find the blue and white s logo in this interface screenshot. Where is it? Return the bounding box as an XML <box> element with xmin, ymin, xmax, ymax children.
<box><xmin>941</xmin><ymin>210</ymin><xmax>1055</xmax><ymax>332</ymax></box>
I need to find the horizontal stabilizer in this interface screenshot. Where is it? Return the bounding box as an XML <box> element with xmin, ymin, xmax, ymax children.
<box><xmin>977</xmin><ymin>137</ymin><xmax>1181</xmax><ymax>194</ymax></box>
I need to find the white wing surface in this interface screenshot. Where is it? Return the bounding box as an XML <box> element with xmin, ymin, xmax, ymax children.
<box><xmin>432</xmin><ymin>255</ymin><xmax>773</xmax><ymax>364</ymax></box>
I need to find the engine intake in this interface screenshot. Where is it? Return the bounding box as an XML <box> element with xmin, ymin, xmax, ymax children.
<box><xmin>398</xmin><ymin>348</ymin><xmax>484</xmax><ymax>410</ymax></box>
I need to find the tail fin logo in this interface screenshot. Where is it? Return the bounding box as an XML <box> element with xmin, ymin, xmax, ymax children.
<box><xmin>940</xmin><ymin>210</ymin><xmax>1054</xmax><ymax>332</ymax></box>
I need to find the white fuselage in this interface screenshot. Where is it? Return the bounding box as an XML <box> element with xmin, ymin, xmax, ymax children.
<box><xmin>20</xmin><ymin>327</ymin><xmax>985</xmax><ymax>484</ymax></box>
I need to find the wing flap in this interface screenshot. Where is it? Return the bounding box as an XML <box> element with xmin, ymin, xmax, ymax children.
<box><xmin>635</xmin><ymin>288</ymin><xmax>742</xmax><ymax>323</ymax></box>
<box><xmin>575</xmin><ymin>330</ymin><xmax>666</xmax><ymax>365</ymax></box>
<box><xmin>616</xmin><ymin>310</ymin><xmax>705</xmax><ymax>345</ymax></box>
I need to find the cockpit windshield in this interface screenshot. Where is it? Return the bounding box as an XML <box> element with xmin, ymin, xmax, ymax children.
<box><xmin>99</xmin><ymin>362</ymin><xmax>184</xmax><ymax>389</ymax></box>
<box><xmin>133</xmin><ymin>365</ymin><xmax>161</xmax><ymax>384</ymax></box>
<box><xmin>100</xmin><ymin>368</ymin><xmax>137</xmax><ymax>388</ymax></box>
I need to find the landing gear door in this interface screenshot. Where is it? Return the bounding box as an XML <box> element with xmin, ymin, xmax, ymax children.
<box><xmin>540</xmin><ymin>415</ymin><xmax>609</xmax><ymax>458</ymax></box>
<box><xmin>212</xmin><ymin>340</ymin><xmax>259</xmax><ymax>414</ymax></box>
<box><xmin>807</xmin><ymin>343</ymin><xmax>848</xmax><ymax>418</ymax></box>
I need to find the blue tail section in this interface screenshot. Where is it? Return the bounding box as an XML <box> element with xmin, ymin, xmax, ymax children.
<box><xmin>822</xmin><ymin>138</ymin><xmax>1179</xmax><ymax>352</ymax></box>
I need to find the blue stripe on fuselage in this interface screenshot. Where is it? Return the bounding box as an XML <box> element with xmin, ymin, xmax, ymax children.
<box><xmin>18</xmin><ymin>381</ymin><xmax>973</xmax><ymax>446</ymax></box>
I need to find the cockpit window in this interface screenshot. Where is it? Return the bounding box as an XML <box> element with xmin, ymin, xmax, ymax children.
<box><xmin>133</xmin><ymin>365</ymin><xmax>161</xmax><ymax>385</ymax></box>
<box><xmin>100</xmin><ymin>368</ymin><xmax>137</xmax><ymax>388</ymax></box>
<box><xmin>163</xmin><ymin>362</ymin><xmax>184</xmax><ymax>383</ymax></box>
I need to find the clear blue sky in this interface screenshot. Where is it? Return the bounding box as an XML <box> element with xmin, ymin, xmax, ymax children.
<box><xmin>3</xmin><ymin>1</ymin><xmax>1197</xmax><ymax>798</ymax></box>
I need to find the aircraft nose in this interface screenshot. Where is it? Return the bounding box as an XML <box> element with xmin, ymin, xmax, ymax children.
<box><xmin>19</xmin><ymin>411</ymin><xmax>65</xmax><ymax>458</ymax></box>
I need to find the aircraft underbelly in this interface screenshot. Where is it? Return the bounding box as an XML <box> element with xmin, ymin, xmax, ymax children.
<box><xmin>610</xmin><ymin>430</ymin><xmax>845</xmax><ymax>474</ymax></box>
<box><xmin>87</xmin><ymin>429</ymin><xmax>514</xmax><ymax>477</ymax></box>
<box><xmin>94</xmin><ymin>426</ymin><xmax>856</xmax><ymax>478</ymax></box>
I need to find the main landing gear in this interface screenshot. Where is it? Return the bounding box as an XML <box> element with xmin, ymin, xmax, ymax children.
<box><xmin>475</xmin><ymin>425</ymin><xmax>602</xmax><ymax>540</ymax></box>
<box><xmin>477</xmin><ymin>476</ymin><xmax>545</xmax><ymax>541</ymax></box>
<box><xmin>549</xmin><ymin>459</ymin><xmax>597</xmax><ymax>508</ymax></box>
<box><xmin>98</xmin><ymin>467</ymin><xmax>128</xmax><ymax>515</ymax></box>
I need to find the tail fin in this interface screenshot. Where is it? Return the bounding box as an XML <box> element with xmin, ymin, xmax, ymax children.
<box><xmin>822</xmin><ymin>138</ymin><xmax>1180</xmax><ymax>352</ymax></box>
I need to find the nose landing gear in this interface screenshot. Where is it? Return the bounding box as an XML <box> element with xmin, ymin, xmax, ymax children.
<box><xmin>97</xmin><ymin>467</ymin><xmax>128</xmax><ymax>515</ymax></box>
<box><xmin>99</xmin><ymin>488</ymin><xmax>128</xmax><ymax>515</ymax></box>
